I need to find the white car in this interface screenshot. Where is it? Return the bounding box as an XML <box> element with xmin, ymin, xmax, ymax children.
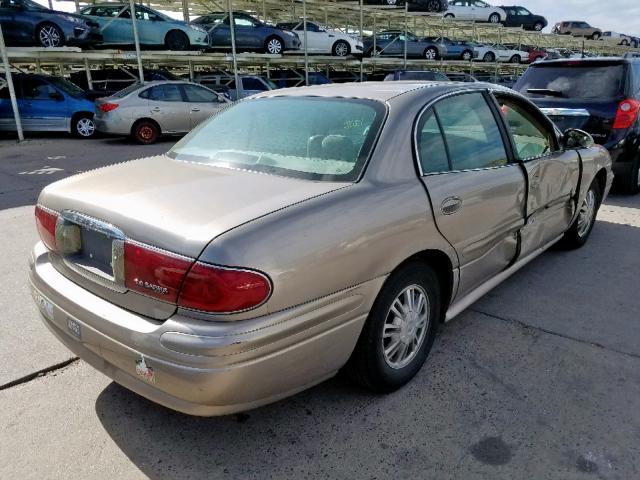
<box><xmin>474</xmin><ymin>43</ymin><xmax>528</xmax><ymax>63</ymax></box>
<box><xmin>276</xmin><ymin>21</ymin><xmax>363</xmax><ymax>56</ymax></box>
<box><xmin>445</xmin><ymin>0</ymin><xmax>506</xmax><ymax>23</ymax></box>
<box><xmin>602</xmin><ymin>31</ymin><xmax>633</xmax><ymax>46</ymax></box>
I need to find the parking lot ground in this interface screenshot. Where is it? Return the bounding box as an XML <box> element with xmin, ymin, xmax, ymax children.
<box><xmin>1</xmin><ymin>137</ymin><xmax>640</xmax><ymax>479</ymax></box>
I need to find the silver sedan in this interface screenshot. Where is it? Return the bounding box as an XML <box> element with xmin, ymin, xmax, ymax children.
<box><xmin>95</xmin><ymin>80</ymin><xmax>230</xmax><ymax>144</ymax></box>
<box><xmin>31</xmin><ymin>82</ymin><xmax>611</xmax><ymax>416</ymax></box>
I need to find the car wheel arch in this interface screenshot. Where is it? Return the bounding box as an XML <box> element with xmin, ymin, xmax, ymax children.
<box><xmin>131</xmin><ymin>117</ymin><xmax>161</xmax><ymax>136</ymax></box>
<box><xmin>595</xmin><ymin>168</ymin><xmax>607</xmax><ymax>195</ymax></box>
<box><xmin>165</xmin><ymin>29</ymin><xmax>190</xmax><ymax>49</ymax></box>
<box><xmin>386</xmin><ymin>249</ymin><xmax>454</xmax><ymax>323</ymax></box>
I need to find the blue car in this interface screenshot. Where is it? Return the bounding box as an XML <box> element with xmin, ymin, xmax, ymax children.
<box><xmin>0</xmin><ymin>74</ymin><xmax>97</xmax><ymax>138</ymax></box>
<box><xmin>425</xmin><ymin>37</ymin><xmax>476</xmax><ymax>61</ymax></box>
<box><xmin>0</xmin><ymin>0</ymin><xmax>102</xmax><ymax>47</ymax></box>
<box><xmin>79</xmin><ymin>3</ymin><xmax>208</xmax><ymax>50</ymax></box>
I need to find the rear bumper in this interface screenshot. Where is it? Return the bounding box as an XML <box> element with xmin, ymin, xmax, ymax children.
<box><xmin>29</xmin><ymin>242</ymin><xmax>381</xmax><ymax>416</ymax></box>
<box><xmin>95</xmin><ymin>116</ymin><xmax>132</xmax><ymax>136</ymax></box>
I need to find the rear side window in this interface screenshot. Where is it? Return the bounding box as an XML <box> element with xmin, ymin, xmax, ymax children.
<box><xmin>242</xmin><ymin>78</ymin><xmax>267</xmax><ymax>90</ymax></box>
<box><xmin>515</xmin><ymin>63</ymin><xmax>626</xmax><ymax>100</ymax></box>
<box><xmin>416</xmin><ymin>111</ymin><xmax>450</xmax><ymax>173</ymax></box>
<box><xmin>424</xmin><ymin>92</ymin><xmax>508</xmax><ymax>171</ymax></box>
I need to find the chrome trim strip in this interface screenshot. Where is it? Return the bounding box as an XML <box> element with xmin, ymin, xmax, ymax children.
<box><xmin>445</xmin><ymin>233</ymin><xmax>563</xmax><ymax>321</ymax></box>
<box><xmin>540</xmin><ymin>107</ymin><xmax>590</xmax><ymax>117</ymax></box>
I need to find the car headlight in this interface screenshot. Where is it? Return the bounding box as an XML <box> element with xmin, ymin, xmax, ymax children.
<box><xmin>62</xmin><ymin>15</ymin><xmax>83</xmax><ymax>24</ymax></box>
<box><xmin>191</xmin><ymin>25</ymin><xmax>207</xmax><ymax>34</ymax></box>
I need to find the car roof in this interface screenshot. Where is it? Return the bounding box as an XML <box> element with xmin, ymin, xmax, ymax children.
<box><xmin>253</xmin><ymin>81</ymin><xmax>510</xmax><ymax>103</ymax></box>
<box><xmin>531</xmin><ymin>57</ymin><xmax>634</xmax><ymax>65</ymax></box>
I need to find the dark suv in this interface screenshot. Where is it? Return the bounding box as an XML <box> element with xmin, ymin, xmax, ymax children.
<box><xmin>499</xmin><ymin>5</ymin><xmax>547</xmax><ymax>31</ymax></box>
<box><xmin>515</xmin><ymin>58</ymin><xmax>640</xmax><ymax>193</ymax></box>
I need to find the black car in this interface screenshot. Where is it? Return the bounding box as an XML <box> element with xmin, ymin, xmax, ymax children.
<box><xmin>69</xmin><ymin>68</ymin><xmax>178</xmax><ymax>97</ymax></box>
<box><xmin>0</xmin><ymin>0</ymin><xmax>101</xmax><ymax>47</ymax></box>
<box><xmin>515</xmin><ymin>58</ymin><xmax>640</xmax><ymax>193</ymax></box>
<box><xmin>363</xmin><ymin>0</ymin><xmax>449</xmax><ymax>12</ymax></box>
<box><xmin>499</xmin><ymin>5</ymin><xmax>547</xmax><ymax>31</ymax></box>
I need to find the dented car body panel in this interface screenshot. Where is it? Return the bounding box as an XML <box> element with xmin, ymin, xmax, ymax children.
<box><xmin>30</xmin><ymin>82</ymin><xmax>612</xmax><ymax>415</ymax></box>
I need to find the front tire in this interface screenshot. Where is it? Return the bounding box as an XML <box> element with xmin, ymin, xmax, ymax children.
<box><xmin>591</xmin><ymin>32</ymin><xmax>601</xmax><ymax>40</ymax></box>
<box><xmin>558</xmin><ymin>181</ymin><xmax>601</xmax><ymax>249</ymax></box>
<box><xmin>36</xmin><ymin>23</ymin><xmax>64</xmax><ymax>48</ymax></box>
<box><xmin>620</xmin><ymin>156</ymin><xmax>640</xmax><ymax>194</ymax></box>
<box><xmin>132</xmin><ymin>120</ymin><xmax>159</xmax><ymax>145</ymax></box>
<box><xmin>346</xmin><ymin>263</ymin><xmax>441</xmax><ymax>393</ymax></box>
<box><xmin>72</xmin><ymin>114</ymin><xmax>96</xmax><ymax>139</ymax></box>
<box><xmin>461</xmin><ymin>49</ymin><xmax>473</xmax><ymax>61</ymax></box>
<box><xmin>426</xmin><ymin>0</ymin><xmax>442</xmax><ymax>12</ymax></box>
<box><xmin>265</xmin><ymin>36</ymin><xmax>284</xmax><ymax>54</ymax></box>
<box><xmin>165</xmin><ymin>30</ymin><xmax>189</xmax><ymax>51</ymax></box>
<box><xmin>332</xmin><ymin>40</ymin><xmax>350</xmax><ymax>57</ymax></box>
<box><xmin>533</xmin><ymin>22</ymin><xmax>544</xmax><ymax>31</ymax></box>
<box><xmin>510</xmin><ymin>54</ymin><xmax>521</xmax><ymax>63</ymax></box>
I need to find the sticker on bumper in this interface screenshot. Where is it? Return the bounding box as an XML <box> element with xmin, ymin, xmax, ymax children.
<box><xmin>135</xmin><ymin>355</ymin><xmax>156</xmax><ymax>383</ymax></box>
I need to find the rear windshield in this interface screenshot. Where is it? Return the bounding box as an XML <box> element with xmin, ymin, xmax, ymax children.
<box><xmin>168</xmin><ymin>97</ymin><xmax>386</xmax><ymax>182</ymax></box>
<box><xmin>386</xmin><ymin>71</ymin><xmax>449</xmax><ymax>81</ymax></box>
<box><xmin>110</xmin><ymin>82</ymin><xmax>143</xmax><ymax>98</ymax></box>
<box><xmin>515</xmin><ymin>63</ymin><xmax>626</xmax><ymax>100</ymax></box>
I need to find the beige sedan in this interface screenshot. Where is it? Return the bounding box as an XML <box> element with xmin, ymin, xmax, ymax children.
<box><xmin>94</xmin><ymin>80</ymin><xmax>230</xmax><ymax>144</ymax></box>
<box><xmin>30</xmin><ymin>82</ymin><xmax>612</xmax><ymax>416</ymax></box>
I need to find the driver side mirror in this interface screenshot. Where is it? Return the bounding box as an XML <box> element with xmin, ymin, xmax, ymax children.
<box><xmin>563</xmin><ymin>128</ymin><xmax>594</xmax><ymax>149</ymax></box>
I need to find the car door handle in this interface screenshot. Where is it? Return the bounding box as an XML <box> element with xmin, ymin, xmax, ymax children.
<box><xmin>151</xmin><ymin>107</ymin><xmax>161</xmax><ymax>112</ymax></box>
<box><xmin>441</xmin><ymin>196</ymin><xmax>463</xmax><ymax>215</ymax></box>
<box><xmin>190</xmin><ymin>107</ymin><xmax>200</xmax><ymax>112</ymax></box>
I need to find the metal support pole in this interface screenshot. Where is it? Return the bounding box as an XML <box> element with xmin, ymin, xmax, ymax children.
<box><xmin>74</xmin><ymin>0</ymin><xmax>79</xmax><ymax>12</ymax></box>
<box><xmin>48</xmin><ymin>0</ymin><xmax>53</xmax><ymax>8</ymax></box>
<box><xmin>403</xmin><ymin>3</ymin><xmax>408</xmax><ymax>69</ymax></box>
<box><xmin>359</xmin><ymin>0</ymin><xmax>363</xmax><ymax>82</ymax></box>
<box><xmin>84</xmin><ymin>58</ymin><xmax>93</xmax><ymax>90</ymax></box>
<box><xmin>262</xmin><ymin>0</ymin><xmax>266</xmax><ymax>22</ymax></box>
<box><xmin>0</xmin><ymin>24</ymin><xmax>23</xmax><ymax>141</ymax></box>
<box><xmin>129</xmin><ymin>0</ymin><xmax>144</xmax><ymax>83</ymax></box>
<box><xmin>373</xmin><ymin>14</ymin><xmax>376</xmax><ymax>56</ymax></box>
<box><xmin>181</xmin><ymin>0</ymin><xmax>189</xmax><ymax>22</ymax></box>
<box><xmin>188</xmin><ymin>60</ymin><xmax>194</xmax><ymax>82</ymax></box>
<box><xmin>35</xmin><ymin>59</ymin><xmax>41</xmax><ymax>73</ymax></box>
<box><xmin>228</xmin><ymin>0</ymin><xmax>240</xmax><ymax>99</ymax></box>
<box><xmin>303</xmin><ymin>0</ymin><xmax>309</xmax><ymax>85</ymax></box>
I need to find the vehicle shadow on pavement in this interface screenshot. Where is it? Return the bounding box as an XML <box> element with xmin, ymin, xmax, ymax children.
<box><xmin>93</xmin><ymin>218</ymin><xmax>640</xmax><ymax>479</ymax></box>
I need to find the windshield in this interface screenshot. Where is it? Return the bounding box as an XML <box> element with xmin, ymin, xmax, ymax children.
<box><xmin>48</xmin><ymin>77</ymin><xmax>85</xmax><ymax>97</ymax></box>
<box><xmin>22</xmin><ymin>0</ymin><xmax>48</xmax><ymax>11</ymax></box>
<box><xmin>385</xmin><ymin>71</ymin><xmax>449</xmax><ymax>81</ymax></box>
<box><xmin>168</xmin><ymin>97</ymin><xmax>386</xmax><ymax>182</ymax></box>
<box><xmin>515</xmin><ymin>63</ymin><xmax>626</xmax><ymax>100</ymax></box>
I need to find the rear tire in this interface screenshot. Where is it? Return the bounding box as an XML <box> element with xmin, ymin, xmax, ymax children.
<box><xmin>346</xmin><ymin>263</ymin><xmax>440</xmax><ymax>393</ymax></box>
<box><xmin>165</xmin><ymin>30</ymin><xmax>189</xmax><ymax>51</ymax></box>
<box><xmin>510</xmin><ymin>54</ymin><xmax>521</xmax><ymax>63</ymax></box>
<box><xmin>444</xmin><ymin>13</ymin><xmax>454</xmax><ymax>19</ymax></box>
<box><xmin>489</xmin><ymin>13</ymin><xmax>501</xmax><ymax>23</ymax></box>
<box><xmin>591</xmin><ymin>32</ymin><xmax>601</xmax><ymax>40</ymax></box>
<box><xmin>426</xmin><ymin>0</ymin><xmax>441</xmax><ymax>12</ymax></box>
<box><xmin>483</xmin><ymin>51</ymin><xmax>495</xmax><ymax>62</ymax></box>
<box><xmin>558</xmin><ymin>181</ymin><xmax>601</xmax><ymax>249</ymax></box>
<box><xmin>461</xmin><ymin>49</ymin><xmax>473</xmax><ymax>61</ymax></box>
<box><xmin>424</xmin><ymin>46</ymin><xmax>438</xmax><ymax>60</ymax></box>
<box><xmin>132</xmin><ymin>120</ymin><xmax>159</xmax><ymax>145</ymax></box>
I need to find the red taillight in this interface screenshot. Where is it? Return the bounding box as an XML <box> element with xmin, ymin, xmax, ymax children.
<box><xmin>178</xmin><ymin>262</ymin><xmax>271</xmax><ymax>313</ymax></box>
<box><xmin>98</xmin><ymin>103</ymin><xmax>119</xmax><ymax>113</ymax></box>
<box><xmin>123</xmin><ymin>241</ymin><xmax>193</xmax><ymax>303</ymax></box>
<box><xmin>35</xmin><ymin>205</ymin><xmax>58</xmax><ymax>251</ymax></box>
<box><xmin>613</xmin><ymin>99</ymin><xmax>640</xmax><ymax>129</ymax></box>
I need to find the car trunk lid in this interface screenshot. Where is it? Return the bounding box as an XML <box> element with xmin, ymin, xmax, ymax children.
<box><xmin>38</xmin><ymin>155</ymin><xmax>347</xmax><ymax>319</ymax></box>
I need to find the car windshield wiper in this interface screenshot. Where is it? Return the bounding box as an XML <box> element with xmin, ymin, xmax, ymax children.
<box><xmin>527</xmin><ymin>88</ymin><xmax>565</xmax><ymax>98</ymax></box>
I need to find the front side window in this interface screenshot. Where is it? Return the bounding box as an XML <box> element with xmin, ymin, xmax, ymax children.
<box><xmin>22</xmin><ymin>79</ymin><xmax>56</xmax><ymax>100</ymax></box>
<box><xmin>497</xmin><ymin>96</ymin><xmax>555</xmax><ymax>160</ymax></box>
<box><xmin>432</xmin><ymin>92</ymin><xmax>508</xmax><ymax>170</ymax></box>
<box><xmin>182</xmin><ymin>84</ymin><xmax>220</xmax><ymax>103</ymax></box>
<box><xmin>234</xmin><ymin>16</ymin><xmax>256</xmax><ymax>27</ymax></box>
<box><xmin>169</xmin><ymin>97</ymin><xmax>385</xmax><ymax>182</ymax></box>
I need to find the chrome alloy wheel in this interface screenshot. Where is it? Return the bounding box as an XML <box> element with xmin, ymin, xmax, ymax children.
<box><xmin>39</xmin><ymin>25</ymin><xmax>62</xmax><ymax>47</ymax></box>
<box><xmin>76</xmin><ymin>118</ymin><xmax>95</xmax><ymax>137</ymax></box>
<box><xmin>334</xmin><ymin>42</ymin><xmax>349</xmax><ymax>56</ymax></box>
<box><xmin>267</xmin><ymin>38</ymin><xmax>283</xmax><ymax>54</ymax></box>
<box><xmin>577</xmin><ymin>189</ymin><xmax>596</xmax><ymax>238</ymax></box>
<box><xmin>382</xmin><ymin>285</ymin><xmax>430</xmax><ymax>369</ymax></box>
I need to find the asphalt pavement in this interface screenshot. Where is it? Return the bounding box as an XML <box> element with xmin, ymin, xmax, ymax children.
<box><xmin>1</xmin><ymin>135</ymin><xmax>639</xmax><ymax>479</ymax></box>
